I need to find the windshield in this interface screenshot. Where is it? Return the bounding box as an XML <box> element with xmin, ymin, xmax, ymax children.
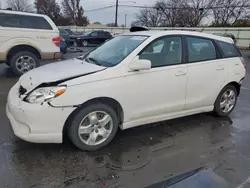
<box><xmin>84</xmin><ymin>31</ymin><xmax>92</xmax><ymax>36</ymax></box>
<box><xmin>85</xmin><ymin>35</ymin><xmax>148</xmax><ymax>67</ymax></box>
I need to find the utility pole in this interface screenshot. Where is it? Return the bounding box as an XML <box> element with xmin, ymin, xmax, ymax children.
<box><xmin>125</xmin><ymin>14</ymin><xmax>127</xmax><ymax>27</ymax></box>
<box><xmin>115</xmin><ymin>0</ymin><xmax>118</xmax><ymax>27</ymax></box>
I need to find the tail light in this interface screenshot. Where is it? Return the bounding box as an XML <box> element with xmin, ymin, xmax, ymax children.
<box><xmin>240</xmin><ymin>57</ymin><xmax>246</xmax><ymax>68</ymax></box>
<box><xmin>52</xmin><ymin>37</ymin><xmax>64</xmax><ymax>47</ymax></box>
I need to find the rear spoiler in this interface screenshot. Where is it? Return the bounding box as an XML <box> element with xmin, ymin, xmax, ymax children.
<box><xmin>130</xmin><ymin>26</ymin><xmax>149</xmax><ymax>32</ymax></box>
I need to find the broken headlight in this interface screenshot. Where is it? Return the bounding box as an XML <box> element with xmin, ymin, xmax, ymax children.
<box><xmin>25</xmin><ymin>86</ymin><xmax>66</xmax><ymax>104</ymax></box>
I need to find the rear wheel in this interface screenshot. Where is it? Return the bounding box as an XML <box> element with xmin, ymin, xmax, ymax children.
<box><xmin>9</xmin><ymin>51</ymin><xmax>39</xmax><ymax>76</ymax></box>
<box><xmin>68</xmin><ymin>103</ymin><xmax>119</xmax><ymax>151</ymax></box>
<box><xmin>214</xmin><ymin>85</ymin><xmax>237</xmax><ymax>116</ymax></box>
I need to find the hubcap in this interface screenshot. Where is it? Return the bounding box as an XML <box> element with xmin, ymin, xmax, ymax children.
<box><xmin>220</xmin><ymin>89</ymin><xmax>236</xmax><ymax>113</ymax></box>
<box><xmin>83</xmin><ymin>41</ymin><xmax>88</xmax><ymax>46</ymax></box>
<box><xmin>15</xmin><ymin>56</ymin><xmax>36</xmax><ymax>73</ymax></box>
<box><xmin>78</xmin><ymin>111</ymin><xmax>113</xmax><ymax>146</ymax></box>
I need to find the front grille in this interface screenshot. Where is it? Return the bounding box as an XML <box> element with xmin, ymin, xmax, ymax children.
<box><xmin>19</xmin><ymin>86</ymin><xmax>27</xmax><ymax>95</ymax></box>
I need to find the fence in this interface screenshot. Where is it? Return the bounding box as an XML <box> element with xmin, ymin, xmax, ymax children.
<box><xmin>59</xmin><ymin>26</ymin><xmax>250</xmax><ymax>49</ymax></box>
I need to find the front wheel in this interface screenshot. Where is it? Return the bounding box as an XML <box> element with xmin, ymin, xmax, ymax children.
<box><xmin>82</xmin><ymin>40</ymin><xmax>88</xmax><ymax>47</ymax></box>
<box><xmin>213</xmin><ymin>85</ymin><xmax>238</xmax><ymax>116</ymax></box>
<box><xmin>68</xmin><ymin>103</ymin><xmax>119</xmax><ymax>151</ymax></box>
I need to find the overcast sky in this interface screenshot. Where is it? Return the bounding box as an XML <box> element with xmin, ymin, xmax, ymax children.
<box><xmin>82</xmin><ymin>0</ymin><xmax>156</xmax><ymax>25</ymax></box>
<box><xmin>0</xmin><ymin>0</ymin><xmax>156</xmax><ymax>25</ymax></box>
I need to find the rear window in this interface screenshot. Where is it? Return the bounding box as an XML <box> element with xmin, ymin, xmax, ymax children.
<box><xmin>216</xmin><ymin>41</ymin><xmax>241</xmax><ymax>58</ymax></box>
<box><xmin>0</xmin><ymin>13</ymin><xmax>52</xmax><ymax>30</ymax></box>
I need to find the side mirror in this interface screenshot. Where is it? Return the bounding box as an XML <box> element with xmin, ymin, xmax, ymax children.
<box><xmin>129</xmin><ymin>57</ymin><xmax>151</xmax><ymax>71</ymax></box>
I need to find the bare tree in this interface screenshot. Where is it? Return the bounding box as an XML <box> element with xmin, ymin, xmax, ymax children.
<box><xmin>62</xmin><ymin>0</ymin><xmax>89</xmax><ymax>26</ymax></box>
<box><xmin>7</xmin><ymin>0</ymin><xmax>33</xmax><ymax>12</ymax></box>
<box><xmin>35</xmin><ymin>0</ymin><xmax>61</xmax><ymax>23</ymax></box>
<box><xmin>135</xmin><ymin>7</ymin><xmax>163</xmax><ymax>27</ymax></box>
<box><xmin>212</xmin><ymin>0</ymin><xmax>250</xmax><ymax>26</ymax></box>
<box><xmin>155</xmin><ymin>0</ymin><xmax>215</xmax><ymax>27</ymax></box>
<box><xmin>134</xmin><ymin>0</ymin><xmax>215</xmax><ymax>27</ymax></box>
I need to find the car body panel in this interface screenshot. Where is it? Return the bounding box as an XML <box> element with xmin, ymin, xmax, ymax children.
<box><xmin>6</xmin><ymin>30</ymin><xmax>246</xmax><ymax>143</ymax></box>
<box><xmin>19</xmin><ymin>58</ymin><xmax>106</xmax><ymax>92</ymax></box>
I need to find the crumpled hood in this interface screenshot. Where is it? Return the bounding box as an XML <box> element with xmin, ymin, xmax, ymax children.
<box><xmin>19</xmin><ymin>58</ymin><xmax>105</xmax><ymax>92</ymax></box>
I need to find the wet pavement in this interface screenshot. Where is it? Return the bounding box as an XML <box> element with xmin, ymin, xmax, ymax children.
<box><xmin>0</xmin><ymin>49</ymin><xmax>250</xmax><ymax>188</ymax></box>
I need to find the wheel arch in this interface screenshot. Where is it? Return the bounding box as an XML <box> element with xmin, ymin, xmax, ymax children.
<box><xmin>214</xmin><ymin>81</ymin><xmax>241</xmax><ymax>106</ymax></box>
<box><xmin>224</xmin><ymin>81</ymin><xmax>241</xmax><ymax>96</ymax></box>
<box><xmin>63</xmin><ymin>97</ymin><xmax>124</xmax><ymax>135</ymax></box>
<box><xmin>6</xmin><ymin>45</ymin><xmax>41</xmax><ymax>63</ymax></box>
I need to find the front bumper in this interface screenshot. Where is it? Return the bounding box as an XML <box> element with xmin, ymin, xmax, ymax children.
<box><xmin>6</xmin><ymin>82</ymin><xmax>75</xmax><ymax>143</ymax></box>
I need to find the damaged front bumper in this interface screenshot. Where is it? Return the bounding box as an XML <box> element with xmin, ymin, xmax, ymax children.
<box><xmin>6</xmin><ymin>82</ymin><xmax>76</xmax><ymax>143</ymax></box>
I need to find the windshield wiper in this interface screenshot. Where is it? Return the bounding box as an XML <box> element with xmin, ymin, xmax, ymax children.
<box><xmin>88</xmin><ymin>57</ymin><xmax>103</xmax><ymax>66</ymax></box>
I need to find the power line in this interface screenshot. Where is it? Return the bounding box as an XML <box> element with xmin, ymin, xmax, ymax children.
<box><xmin>85</xmin><ymin>4</ymin><xmax>250</xmax><ymax>12</ymax></box>
<box><xmin>85</xmin><ymin>5</ymin><xmax>116</xmax><ymax>12</ymax></box>
<box><xmin>120</xmin><ymin>4</ymin><xmax>250</xmax><ymax>9</ymax></box>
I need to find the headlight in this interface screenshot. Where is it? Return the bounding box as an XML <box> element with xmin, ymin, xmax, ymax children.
<box><xmin>25</xmin><ymin>86</ymin><xmax>66</xmax><ymax>103</ymax></box>
<box><xmin>76</xmin><ymin>37</ymin><xmax>80</xmax><ymax>40</ymax></box>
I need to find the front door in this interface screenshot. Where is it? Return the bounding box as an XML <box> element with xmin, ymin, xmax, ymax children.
<box><xmin>184</xmin><ymin>36</ymin><xmax>226</xmax><ymax>110</ymax></box>
<box><xmin>126</xmin><ymin>36</ymin><xmax>187</xmax><ymax>122</ymax></box>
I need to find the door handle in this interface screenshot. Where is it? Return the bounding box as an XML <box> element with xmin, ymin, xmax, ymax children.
<box><xmin>175</xmin><ymin>71</ymin><xmax>186</xmax><ymax>76</ymax></box>
<box><xmin>216</xmin><ymin>67</ymin><xmax>224</xmax><ymax>71</ymax></box>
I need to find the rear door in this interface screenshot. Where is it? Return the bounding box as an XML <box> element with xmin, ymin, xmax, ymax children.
<box><xmin>215</xmin><ymin>40</ymin><xmax>246</xmax><ymax>83</ymax></box>
<box><xmin>184</xmin><ymin>36</ymin><xmax>226</xmax><ymax>110</ymax></box>
<box><xmin>89</xmin><ymin>31</ymin><xmax>99</xmax><ymax>44</ymax></box>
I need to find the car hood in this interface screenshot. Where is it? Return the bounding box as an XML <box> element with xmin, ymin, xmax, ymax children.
<box><xmin>19</xmin><ymin>58</ymin><xmax>106</xmax><ymax>92</ymax></box>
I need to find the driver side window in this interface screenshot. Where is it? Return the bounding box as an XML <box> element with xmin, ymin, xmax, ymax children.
<box><xmin>139</xmin><ymin>36</ymin><xmax>182</xmax><ymax>68</ymax></box>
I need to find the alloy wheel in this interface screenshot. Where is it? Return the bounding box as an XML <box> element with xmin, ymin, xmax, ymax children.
<box><xmin>78</xmin><ymin>111</ymin><xmax>113</xmax><ymax>146</ymax></box>
<box><xmin>15</xmin><ymin>56</ymin><xmax>36</xmax><ymax>73</ymax></box>
<box><xmin>220</xmin><ymin>89</ymin><xmax>236</xmax><ymax>113</ymax></box>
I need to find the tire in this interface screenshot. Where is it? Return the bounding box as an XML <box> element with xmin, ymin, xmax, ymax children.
<box><xmin>9</xmin><ymin>51</ymin><xmax>39</xmax><ymax>76</ymax></box>
<box><xmin>68</xmin><ymin>103</ymin><xmax>119</xmax><ymax>151</ymax></box>
<box><xmin>213</xmin><ymin>85</ymin><xmax>238</xmax><ymax>117</ymax></box>
<box><xmin>76</xmin><ymin>41</ymin><xmax>82</xmax><ymax>47</ymax></box>
<box><xmin>82</xmin><ymin>40</ymin><xmax>88</xmax><ymax>47</ymax></box>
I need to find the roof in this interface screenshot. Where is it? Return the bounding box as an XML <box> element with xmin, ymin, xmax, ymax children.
<box><xmin>121</xmin><ymin>30</ymin><xmax>234</xmax><ymax>43</ymax></box>
<box><xmin>0</xmin><ymin>9</ymin><xmax>45</xmax><ymax>17</ymax></box>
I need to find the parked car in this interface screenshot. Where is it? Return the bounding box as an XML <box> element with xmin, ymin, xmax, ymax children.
<box><xmin>76</xmin><ymin>30</ymin><xmax>112</xmax><ymax>47</ymax></box>
<box><xmin>0</xmin><ymin>10</ymin><xmax>63</xmax><ymax>76</ymax></box>
<box><xmin>7</xmin><ymin>30</ymin><xmax>246</xmax><ymax>151</ymax></box>
<box><xmin>59</xmin><ymin>28</ymin><xmax>76</xmax><ymax>47</ymax></box>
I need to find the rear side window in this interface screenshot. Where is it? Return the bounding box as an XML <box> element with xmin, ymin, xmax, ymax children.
<box><xmin>98</xmin><ymin>32</ymin><xmax>105</xmax><ymax>37</ymax></box>
<box><xmin>186</xmin><ymin>37</ymin><xmax>217</xmax><ymax>63</ymax></box>
<box><xmin>104</xmin><ymin>32</ymin><xmax>112</xmax><ymax>37</ymax></box>
<box><xmin>216</xmin><ymin>41</ymin><xmax>241</xmax><ymax>58</ymax></box>
<box><xmin>0</xmin><ymin>13</ymin><xmax>52</xmax><ymax>30</ymax></box>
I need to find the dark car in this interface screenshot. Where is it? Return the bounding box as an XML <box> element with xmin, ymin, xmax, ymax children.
<box><xmin>59</xmin><ymin>28</ymin><xmax>76</xmax><ymax>47</ymax></box>
<box><xmin>76</xmin><ymin>30</ymin><xmax>112</xmax><ymax>47</ymax></box>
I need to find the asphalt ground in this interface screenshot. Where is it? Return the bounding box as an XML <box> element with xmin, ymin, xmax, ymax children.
<box><xmin>0</xmin><ymin>48</ymin><xmax>250</xmax><ymax>188</ymax></box>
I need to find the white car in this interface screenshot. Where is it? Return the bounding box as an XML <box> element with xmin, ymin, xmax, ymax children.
<box><xmin>0</xmin><ymin>10</ymin><xmax>62</xmax><ymax>76</ymax></box>
<box><xmin>6</xmin><ymin>30</ymin><xmax>246</xmax><ymax>151</ymax></box>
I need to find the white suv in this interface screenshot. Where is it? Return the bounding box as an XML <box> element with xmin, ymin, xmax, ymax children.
<box><xmin>0</xmin><ymin>10</ymin><xmax>62</xmax><ymax>76</ymax></box>
<box><xmin>6</xmin><ymin>31</ymin><xmax>246</xmax><ymax>151</ymax></box>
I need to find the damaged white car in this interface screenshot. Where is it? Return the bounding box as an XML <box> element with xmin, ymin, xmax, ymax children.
<box><xmin>6</xmin><ymin>30</ymin><xmax>246</xmax><ymax>151</ymax></box>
